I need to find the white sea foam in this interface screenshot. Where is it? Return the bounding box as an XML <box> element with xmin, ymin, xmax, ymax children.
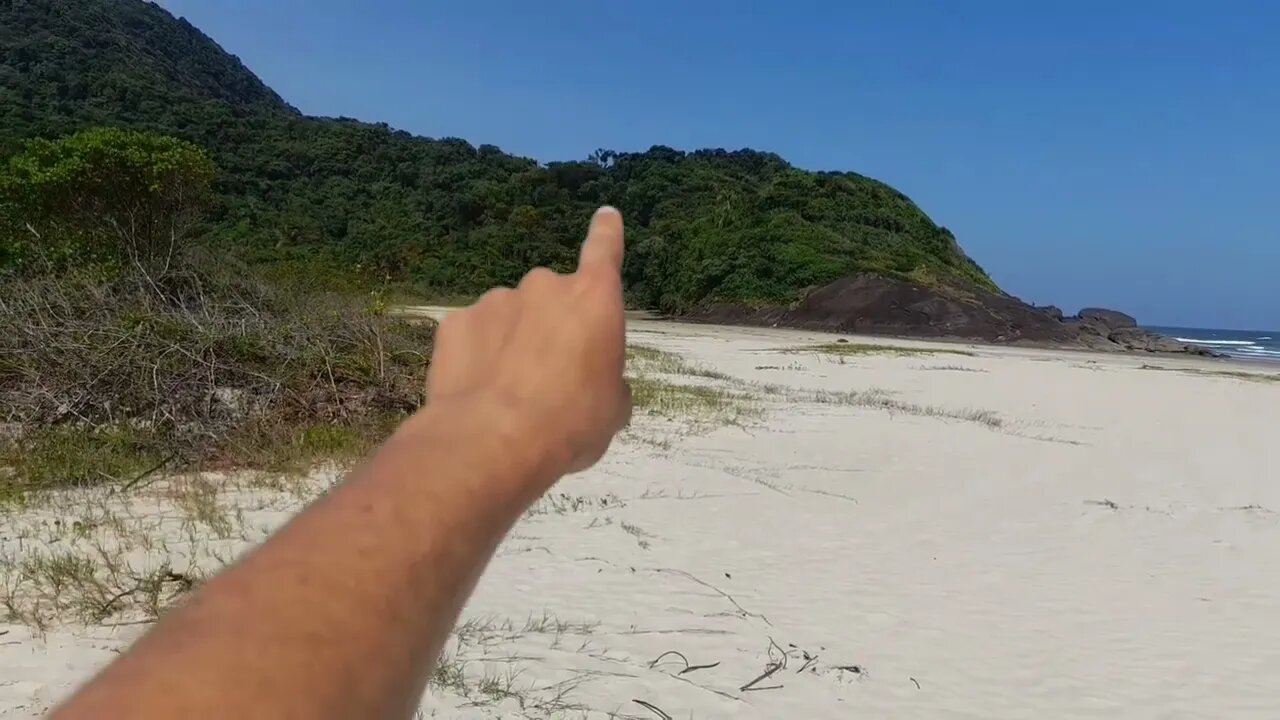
<box><xmin>1174</xmin><ymin>338</ymin><xmax>1258</xmax><ymax>346</ymax></box>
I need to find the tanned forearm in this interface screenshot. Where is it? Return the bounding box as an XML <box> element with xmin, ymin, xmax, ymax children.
<box><xmin>52</xmin><ymin>206</ymin><xmax>631</xmax><ymax>720</ymax></box>
<box><xmin>53</xmin><ymin>404</ymin><xmax>553</xmax><ymax>719</ymax></box>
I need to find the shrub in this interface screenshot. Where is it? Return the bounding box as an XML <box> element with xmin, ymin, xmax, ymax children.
<box><xmin>0</xmin><ymin>254</ymin><xmax>433</xmax><ymax>497</ymax></box>
<box><xmin>0</xmin><ymin>127</ymin><xmax>214</xmax><ymax>274</ymax></box>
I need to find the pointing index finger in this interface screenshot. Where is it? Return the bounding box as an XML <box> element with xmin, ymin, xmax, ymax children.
<box><xmin>578</xmin><ymin>206</ymin><xmax>625</xmax><ymax>276</ymax></box>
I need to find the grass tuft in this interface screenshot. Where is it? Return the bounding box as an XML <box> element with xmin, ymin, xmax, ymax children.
<box><xmin>625</xmin><ymin>344</ymin><xmax>759</xmax><ymax>426</ymax></box>
<box><xmin>788</xmin><ymin>342</ymin><xmax>974</xmax><ymax>357</ymax></box>
<box><xmin>627</xmin><ymin>344</ymin><xmax>732</xmax><ymax>380</ymax></box>
<box><xmin>526</xmin><ymin>492</ymin><xmax>624</xmax><ymax>516</ymax></box>
<box><xmin>171</xmin><ymin>476</ymin><xmax>234</xmax><ymax>538</ymax></box>
<box><xmin>918</xmin><ymin>364</ymin><xmax>988</xmax><ymax>373</ymax></box>
<box><xmin>754</xmin><ymin>382</ymin><xmax>1005</xmax><ymax>429</ymax></box>
<box><xmin>625</xmin><ymin>344</ymin><xmax>1001</xmax><ymax>431</ymax></box>
<box><xmin>1140</xmin><ymin>364</ymin><xmax>1280</xmax><ymax>383</ymax></box>
<box><xmin>629</xmin><ymin>377</ymin><xmax>761</xmax><ymax>425</ymax></box>
<box><xmin>0</xmin><ymin>426</ymin><xmax>166</xmax><ymax>496</ymax></box>
<box><xmin>2</xmin><ymin>546</ymin><xmax>200</xmax><ymax>627</ymax></box>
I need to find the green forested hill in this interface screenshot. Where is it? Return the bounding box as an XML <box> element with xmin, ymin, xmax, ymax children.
<box><xmin>0</xmin><ymin>0</ymin><xmax>997</xmax><ymax>310</ymax></box>
<box><xmin>0</xmin><ymin>0</ymin><xmax>293</xmax><ymax>144</ymax></box>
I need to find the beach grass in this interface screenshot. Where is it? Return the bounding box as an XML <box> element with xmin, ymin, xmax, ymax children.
<box><xmin>627</xmin><ymin>344</ymin><xmax>733</xmax><ymax>380</ymax></box>
<box><xmin>1140</xmin><ymin>365</ymin><xmax>1280</xmax><ymax>383</ymax></box>
<box><xmin>1187</xmin><ymin>369</ymin><xmax>1280</xmax><ymax>383</ymax></box>
<box><xmin>626</xmin><ymin>343</ymin><xmax>757</xmax><ymax>425</ymax></box>
<box><xmin>629</xmin><ymin>376</ymin><xmax>762</xmax><ymax>424</ymax></box>
<box><xmin>626</xmin><ymin>343</ymin><xmax>1001</xmax><ymax>430</ymax></box>
<box><xmin>787</xmin><ymin>342</ymin><xmax>974</xmax><ymax>357</ymax></box>
<box><xmin>918</xmin><ymin>364</ymin><xmax>989</xmax><ymax>373</ymax></box>
<box><xmin>757</xmin><ymin>382</ymin><xmax>1005</xmax><ymax>429</ymax></box>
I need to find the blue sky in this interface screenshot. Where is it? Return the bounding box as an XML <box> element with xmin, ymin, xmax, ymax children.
<box><xmin>157</xmin><ymin>0</ymin><xmax>1278</xmax><ymax>329</ymax></box>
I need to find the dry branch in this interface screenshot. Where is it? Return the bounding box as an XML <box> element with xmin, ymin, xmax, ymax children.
<box><xmin>633</xmin><ymin>699</ymin><xmax>673</xmax><ymax>720</ymax></box>
<box><xmin>647</xmin><ymin>568</ymin><xmax>771</xmax><ymax>626</ymax></box>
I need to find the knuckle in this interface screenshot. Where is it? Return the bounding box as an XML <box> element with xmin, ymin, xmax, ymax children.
<box><xmin>435</xmin><ymin>314</ymin><xmax>463</xmax><ymax>342</ymax></box>
<box><xmin>476</xmin><ymin>287</ymin><xmax>514</xmax><ymax>308</ymax></box>
<box><xmin>519</xmin><ymin>267</ymin><xmax>559</xmax><ymax>289</ymax></box>
<box><xmin>580</xmin><ymin>264</ymin><xmax>620</xmax><ymax>291</ymax></box>
<box><xmin>480</xmin><ymin>286</ymin><xmax>513</xmax><ymax>300</ymax></box>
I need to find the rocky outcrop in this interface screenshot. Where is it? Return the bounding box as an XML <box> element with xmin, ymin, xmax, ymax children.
<box><xmin>688</xmin><ymin>274</ymin><xmax>1217</xmax><ymax>357</ymax></box>
<box><xmin>1077</xmin><ymin>308</ymin><xmax>1137</xmax><ymax>329</ymax></box>
<box><xmin>1063</xmin><ymin>307</ymin><xmax>1207</xmax><ymax>353</ymax></box>
<box><xmin>1106</xmin><ymin>327</ymin><xmax>1202</xmax><ymax>354</ymax></box>
<box><xmin>1040</xmin><ymin>305</ymin><xmax>1065</xmax><ymax>321</ymax></box>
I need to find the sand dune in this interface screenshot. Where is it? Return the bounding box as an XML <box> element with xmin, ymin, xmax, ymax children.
<box><xmin>4</xmin><ymin>317</ymin><xmax>1280</xmax><ymax>718</ymax></box>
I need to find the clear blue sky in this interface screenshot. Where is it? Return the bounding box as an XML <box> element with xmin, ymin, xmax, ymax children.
<box><xmin>157</xmin><ymin>0</ymin><xmax>1278</xmax><ymax>330</ymax></box>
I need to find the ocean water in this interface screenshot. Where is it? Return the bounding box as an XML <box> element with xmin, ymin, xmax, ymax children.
<box><xmin>1146</xmin><ymin>326</ymin><xmax>1280</xmax><ymax>361</ymax></box>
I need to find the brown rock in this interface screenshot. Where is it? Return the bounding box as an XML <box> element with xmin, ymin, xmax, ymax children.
<box><xmin>687</xmin><ymin>274</ymin><xmax>1216</xmax><ymax>356</ymax></box>
<box><xmin>1108</xmin><ymin>327</ymin><xmax>1216</xmax><ymax>355</ymax></box>
<box><xmin>1077</xmin><ymin>307</ymin><xmax>1138</xmax><ymax>329</ymax></box>
<box><xmin>1040</xmin><ymin>305</ymin><xmax>1065</xmax><ymax>321</ymax></box>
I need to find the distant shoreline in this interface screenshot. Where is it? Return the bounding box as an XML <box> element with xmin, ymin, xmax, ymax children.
<box><xmin>402</xmin><ymin>306</ymin><xmax>1280</xmax><ymax>370</ymax></box>
<box><xmin>1143</xmin><ymin>325</ymin><xmax>1280</xmax><ymax>363</ymax></box>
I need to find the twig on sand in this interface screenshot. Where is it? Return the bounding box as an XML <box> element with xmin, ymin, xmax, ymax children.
<box><xmin>648</xmin><ymin>649</ymin><xmax>721</xmax><ymax>676</ymax></box>
<box><xmin>739</xmin><ymin>664</ymin><xmax>784</xmax><ymax>692</ymax></box>
<box><xmin>648</xmin><ymin>568</ymin><xmax>771</xmax><ymax>626</ymax></box>
<box><xmin>633</xmin><ymin>699</ymin><xmax>673</xmax><ymax>719</ymax></box>
<box><xmin>801</xmin><ymin>488</ymin><xmax>858</xmax><ymax>504</ymax></box>
<box><xmin>649</xmin><ymin>650</ymin><xmax>691</xmax><ymax>669</ymax></box>
<box><xmin>740</xmin><ymin>638</ymin><xmax>788</xmax><ymax>691</ymax></box>
<box><xmin>114</xmin><ymin>452</ymin><xmax>178</xmax><ymax>493</ymax></box>
<box><xmin>96</xmin><ymin>569</ymin><xmax>196</xmax><ymax>618</ymax></box>
<box><xmin>768</xmin><ymin>637</ymin><xmax>788</xmax><ymax>662</ymax></box>
<box><xmin>676</xmin><ymin>674</ymin><xmax>740</xmax><ymax>701</ymax></box>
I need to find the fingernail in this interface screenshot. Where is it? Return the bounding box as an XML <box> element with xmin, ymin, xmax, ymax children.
<box><xmin>594</xmin><ymin>205</ymin><xmax>620</xmax><ymax>218</ymax></box>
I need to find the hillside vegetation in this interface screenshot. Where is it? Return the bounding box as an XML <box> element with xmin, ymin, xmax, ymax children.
<box><xmin>0</xmin><ymin>126</ymin><xmax>432</xmax><ymax>503</ymax></box>
<box><xmin>1</xmin><ymin>0</ymin><xmax>997</xmax><ymax>311</ymax></box>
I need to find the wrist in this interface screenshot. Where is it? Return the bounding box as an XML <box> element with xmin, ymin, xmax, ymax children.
<box><xmin>395</xmin><ymin>396</ymin><xmax>569</xmax><ymax>503</ymax></box>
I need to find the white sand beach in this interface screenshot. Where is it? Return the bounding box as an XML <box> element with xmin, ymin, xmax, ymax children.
<box><xmin>4</xmin><ymin>315</ymin><xmax>1279</xmax><ymax>718</ymax></box>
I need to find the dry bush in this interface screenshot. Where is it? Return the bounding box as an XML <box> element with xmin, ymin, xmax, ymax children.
<box><xmin>0</xmin><ymin>254</ymin><xmax>433</xmax><ymax>499</ymax></box>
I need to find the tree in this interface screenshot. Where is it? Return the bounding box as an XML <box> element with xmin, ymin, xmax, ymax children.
<box><xmin>0</xmin><ymin>127</ymin><xmax>214</xmax><ymax>274</ymax></box>
<box><xmin>587</xmin><ymin>148</ymin><xmax>617</xmax><ymax>168</ymax></box>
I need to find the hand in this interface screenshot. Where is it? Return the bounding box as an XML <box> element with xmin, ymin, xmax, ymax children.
<box><xmin>425</xmin><ymin>206</ymin><xmax>632</xmax><ymax>482</ymax></box>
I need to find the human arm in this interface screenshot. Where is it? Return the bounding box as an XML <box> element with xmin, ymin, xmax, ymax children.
<box><xmin>50</xmin><ymin>207</ymin><xmax>632</xmax><ymax>720</ymax></box>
